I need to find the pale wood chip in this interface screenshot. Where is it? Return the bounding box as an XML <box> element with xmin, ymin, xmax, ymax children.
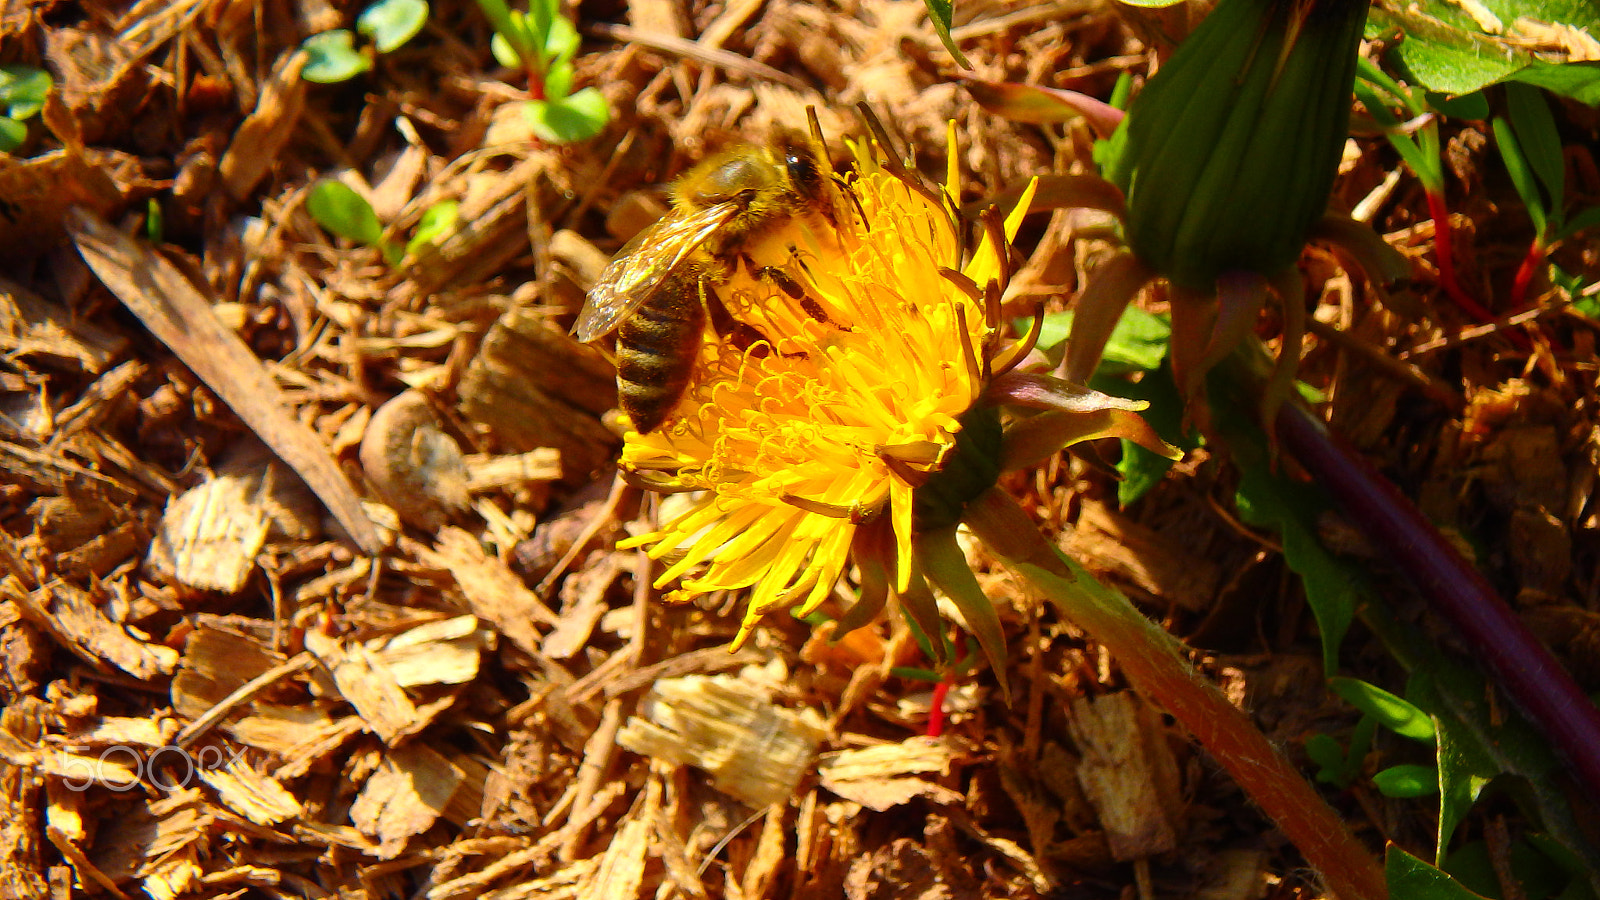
<box><xmin>742</xmin><ymin>803</ymin><xmax>789</xmax><ymax>900</ymax></box>
<box><xmin>217</xmin><ymin>50</ymin><xmax>306</xmax><ymax>201</ymax></box>
<box><xmin>616</xmin><ymin>671</ymin><xmax>828</xmax><ymax>808</ymax></box>
<box><xmin>199</xmin><ymin>757</ymin><xmax>303</xmax><ymax>826</ymax></box>
<box><xmin>44</xmin><ymin>778</ymin><xmax>87</xmax><ymax>841</ymax></box>
<box><xmin>7</xmin><ymin>580</ymin><xmax>178</xmax><ymax>680</ymax></box>
<box><xmin>60</xmin><ymin>714</ymin><xmax>176</xmax><ymax>749</ymax></box>
<box><xmin>541</xmin><ymin>553</ymin><xmax>623</xmax><ymax>661</ymax></box>
<box><xmin>69</xmin><ymin>207</ymin><xmax>381</xmax><ymax>554</ymax></box>
<box><xmin>464</xmin><ymin>448</ymin><xmax>563</xmax><ymax>492</ymax></box>
<box><xmin>140</xmin><ymin>844</ymin><xmax>203</xmax><ymax>900</ymax></box>
<box><xmin>369</xmin><ymin>614</ymin><xmax>491</xmax><ymax>688</ymax></box>
<box><xmin>817</xmin><ymin>738</ymin><xmax>963</xmax><ymax>812</ymax></box>
<box><xmin>149</xmin><ymin>442</ymin><xmax>323</xmax><ymax>592</ymax></box>
<box><xmin>305</xmin><ymin>627</ymin><xmax>422</xmax><ymax>744</ymax></box>
<box><xmin>3</xmin><ymin>749</ymin><xmax>48</xmax><ymax>896</ymax></box>
<box><xmin>1068</xmin><ymin>692</ymin><xmax>1181</xmax><ymax>860</ymax></box>
<box><xmin>169</xmin><ymin>621</ymin><xmax>277</xmax><ymax>696</ymax></box>
<box><xmin>350</xmin><ymin>743</ymin><xmax>465</xmax><ymax>859</ymax></box>
<box><xmin>577</xmin><ymin>774</ymin><xmax>658</xmax><ymax>900</ymax></box>
<box><xmin>417</xmin><ymin>526</ymin><xmax>557</xmax><ymax>655</ymax></box>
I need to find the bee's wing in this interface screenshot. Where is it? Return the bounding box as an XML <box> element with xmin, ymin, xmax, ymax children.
<box><xmin>572</xmin><ymin>204</ymin><xmax>740</xmax><ymax>342</ymax></box>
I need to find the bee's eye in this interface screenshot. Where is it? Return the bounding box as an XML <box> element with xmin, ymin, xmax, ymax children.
<box><xmin>785</xmin><ymin>150</ymin><xmax>824</xmax><ymax>200</ymax></box>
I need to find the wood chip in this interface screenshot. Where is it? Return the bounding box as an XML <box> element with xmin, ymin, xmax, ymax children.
<box><xmin>1068</xmin><ymin>692</ymin><xmax>1182</xmax><ymax>860</ymax></box>
<box><xmin>415</xmin><ymin>527</ymin><xmax>558</xmax><ymax>656</ymax></box>
<box><xmin>69</xmin><ymin>207</ymin><xmax>381</xmax><ymax>554</ymax></box>
<box><xmin>350</xmin><ymin>743</ymin><xmax>465</xmax><ymax>858</ymax></box>
<box><xmin>616</xmin><ymin>669</ymin><xmax>827</xmax><ymax>808</ymax></box>
<box><xmin>6</xmin><ymin>579</ymin><xmax>178</xmax><ymax>680</ymax></box>
<box><xmin>817</xmin><ymin>738</ymin><xmax>963</xmax><ymax>812</ymax></box>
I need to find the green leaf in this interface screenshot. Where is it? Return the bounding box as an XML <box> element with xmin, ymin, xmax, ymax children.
<box><xmin>1396</xmin><ymin>635</ymin><xmax>1600</xmax><ymax>888</ymax></box>
<box><xmin>301</xmin><ymin>30</ymin><xmax>372</xmax><ymax>83</ymax></box>
<box><xmin>543</xmin><ymin>59</ymin><xmax>573</xmax><ymax>101</ymax></box>
<box><xmin>0</xmin><ymin>116</ymin><xmax>26</xmax><ymax>153</ymax></box>
<box><xmin>1505</xmin><ymin>83</ymin><xmax>1564</xmax><ymax>221</ymax></box>
<box><xmin>0</xmin><ymin>64</ymin><xmax>53</xmax><ymax>120</ymax></box>
<box><xmin>1368</xmin><ymin>1</ymin><xmax>1600</xmax><ymax>101</ymax></box>
<box><xmin>1511</xmin><ymin>61</ymin><xmax>1600</xmax><ymax>105</ymax></box>
<box><xmin>524</xmin><ymin>87</ymin><xmax>608</xmax><ymax>144</ymax></box>
<box><xmin>543</xmin><ymin>12</ymin><xmax>579</xmax><ymax>62</ymax></box>
<box><xmin>1555</xmin><ymin>205</ymin><xmax>1600</xmax><ymax>244</ymax></box>
<box><xmin>405</xmin><ymin>199</ymin><xmax>458</xmax><ymax>257</ymax></box>
<box><xmin>145</xmin><ymin>198</ymin><xmax>164</xmax><ymax>245</ymax></box>
<box><xmin>358</xmin><ymin>0</ymin><xmax>428</xmax><ymax>54</ymax></box>
<box><xmin>1329</xmin><ymin>676</ymin><xmax>1437</xmax><ymax>742</ymax></box>
<box><xmin>919</xmin><ymin>0</ymin><xmax>971</xmax><ymax>69</ymax></box>
<box><xmin>915</xmin><ymin>525</ymin><xmax>1010</xmax><ymax>700</ymax></box>
<box><xmin>1429</xmin><ymin>676</ymin><xmax>1497</xmax><ymax>861</ymax></box>
<box><xmin>1389</xmin><ymin>845</ymin><xmax>1495</xmax><ymax>900</ymax></box>
<box><xmin>490</xmin><ymin>32</ymin><xmax>522</xmax><ymax>70</ymax></box>
<box><xmin>1493</xmin><ymin>116</ymin><xmax>1549</xmax><ymax>237</ymax></box>
<box><xmin>1428</xmin><ymin>90</ymin><xmax>1490</xmax><ymax>120</ymax></box>
<box><xmin>307</xmin><ymin>179</ymin><xmax>397</xmax><ymax>264</ymax></box>
<box><xmin>1374</xmin><ymin>763</ymin><xmax>1441</xmax><ymax>798</ymax></box>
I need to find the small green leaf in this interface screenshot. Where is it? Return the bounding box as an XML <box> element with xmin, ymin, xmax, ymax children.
<box><xmin>1427</xmin><ymin>90</ymin><xmax>1489</xmax><ymax>120</ymax></box>
<box><xmin>1506</xmin><ymin>83</ymin><xmax>1564</xmax><ymax>220</ymax></box>
<box><xmin>1493</xmin><ymin>116</ymin><xmax>1549</xmax><ymax>237</ymax></box>
<box><xmin>0</xmin><ymin>64</ymin><xmax>53</xmax><ymax>120</ymax></box>
<box><xmin>307</xmin><ymin>178</ymin><xmax>394</xmax><ymax>263</ymax></box>
<box><xmin>524</xmin><ymin>87</ymin><xmax>608</xmax><ymax>144</ymax></box>
<box><xmin>1306</xmin><ymin>733</ymin><xmax>1347</xmax><ymax>784</ymax></box>
<box><xmin>302</xmin><ymin>30</ymin><xmax>373</xmax><ymax>83</ymax></box>
<box><xmin>543</xmin><ymin>59</ymin><xmax>573</xmax><ymax>101</ymax></box>
<box><xmin>490</xmin><ymin>31</ymin><xmax>522</xmax><ymax>70</ymax></box>
<box><xmin>1389</xmin><ymin>845</ymin><xmax>1494</xmax><ymax>900</ymax></box>
<box><xmin>145</xmin><ymin>198</ymin><xmax>165</xmax><ymax>245</ymax></box>
<box><xmin>0</xmin><ymin>116</ymin><xmax>26</xmax><ymax>153</ymax></box>
<box><xmin>919</xmin><ymin>0</ymin><xmax>970</xmax><ymax>69</ymax></box>
<box><xmin>543</xmin><ymin>12</ymin><xmax>579</xmax><ymax>62</ymax></box>
<box><xmin>1374</xmin><ymin>763</ymin><xmax>1441</xmax><ymax>798</ymax></box>
<box><xmin>1555</xmin><ymin>205</ymin><xmax>1600</xmax><ymax>244</ymax></box>
<box><xmin>358</xmin><ymin>0</ymin><xmax>428</xmax><ymax>54</ymax></box>
<box><xmin>1329</xmin><ymin>676</ymin><xmax>1438</xmax><ymax>742</ymax></box>
<box><xmin>405</xmin><ymin>199</ymin><xmax>458</xmax><ymax>257</ymax></box>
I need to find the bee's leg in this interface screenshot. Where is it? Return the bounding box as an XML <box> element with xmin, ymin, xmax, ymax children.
<box><xmin>740</xmin><ymin>253</ymin><xmax>842</xmax><ymax>328</ymax></box>
<box><xmin>704</xmin><ymin>283</ymin><xmax>780</xmax><ymax>358</ymax></box>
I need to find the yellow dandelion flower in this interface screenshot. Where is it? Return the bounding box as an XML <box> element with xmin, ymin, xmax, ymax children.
<box><xmin>618</xmin><ymin>122</ymin><xmax>1034</xmax><ymax>648</ymax></box>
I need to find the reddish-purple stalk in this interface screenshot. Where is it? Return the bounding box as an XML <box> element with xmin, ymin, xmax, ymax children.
<box><xmin>1275</xmin><ymin>401</ymin><xmax>1600</xmax><ymax>800</ymax></box>
<box><xmin>926</xmin><ymin>679</ymin><xmax>950</xmax><ymax>737</ymax></box>
<box><xmin>1509</xmin><ymin>238</ymin><xmax>1545</xmax><ymax>312</ymax></box>
<box><xmin>1423</xmin><ymin>190</ymin><xmax>1495</xmax><ymax>323</ymax></box>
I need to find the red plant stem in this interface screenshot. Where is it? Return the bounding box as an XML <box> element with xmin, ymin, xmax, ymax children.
<box><xmin>927</xmin><ymin>679</ymin><xmax>950</xmax><ymax>737</ymax></box>
<box><xmin>1423</xmin><ymin>190</ymin><xmax>1495</xmax><ymax>323</ymax></box>
<box><xmin>1509</xmin><ymin>238</ymin><xmax>1545</xmax><ymax>312</ymax></box>
<box><xmin>1275</xmin><ymin>402</ymin><xmax>1600</xmax><ymax>801</ymax></box>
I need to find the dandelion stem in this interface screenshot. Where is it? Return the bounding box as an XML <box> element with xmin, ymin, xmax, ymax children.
<box><xmin>966</xmin><ymin>487</ymin><xmax>1387</xmax><ymax>900</ymax></box>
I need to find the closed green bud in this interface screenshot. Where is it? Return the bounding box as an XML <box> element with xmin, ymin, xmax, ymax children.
<box><xmin>1105</xmin><ymin>0</ymin><xmax>1368</xmax><ymax>290</ymax></box>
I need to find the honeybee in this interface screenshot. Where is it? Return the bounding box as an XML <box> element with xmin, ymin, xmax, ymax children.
<box><xmin>573</xmin><ymin>137</ymin><xmax>837</xmax><ymax>433</ymax></box>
